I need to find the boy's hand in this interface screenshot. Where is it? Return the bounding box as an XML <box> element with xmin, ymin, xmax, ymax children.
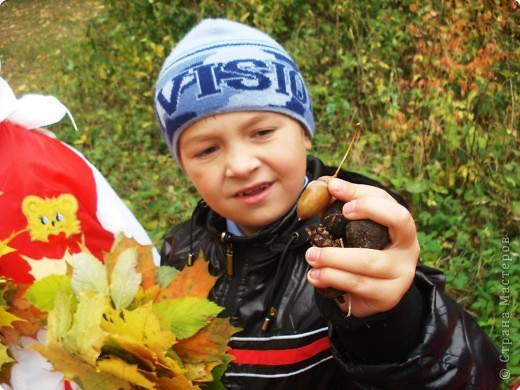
<box><xmin>305</xmin><ymin>178</ymin><xmax>419</xmax><ymax>318</ymax></box>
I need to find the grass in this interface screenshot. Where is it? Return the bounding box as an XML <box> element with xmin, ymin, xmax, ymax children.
<box><xmin>0</xmin><ymin>0</ymin><xmax>102</xmax><ymax>95</ymax></box>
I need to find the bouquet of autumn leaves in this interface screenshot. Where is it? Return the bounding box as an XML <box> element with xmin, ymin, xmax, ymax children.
<box><xmin>0</xmin><ymin>235</ymin><xmax>239</xmax><ymax>389</ymax></box>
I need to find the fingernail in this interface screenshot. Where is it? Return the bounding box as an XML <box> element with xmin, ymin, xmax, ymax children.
<box><xmin>343</xmin><ymin>200</ymin><xmax>356</xmax><ymax>215</ymax></box>
<box><xmin>307</xmin><ymin>268</ymin><xmax>319</xmax><ymax>281</ymax></box>
<box><xmin>306</xmin><ymin>246</ymin><xmax>320</xmax><ymax>263</ymax></box>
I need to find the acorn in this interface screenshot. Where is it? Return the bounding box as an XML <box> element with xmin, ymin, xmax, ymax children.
<box><xmin>298</xmin><ymin>123</ymin><xmax>360</xmax><ymax>220</ymax></box>
<box><xmin>296</xmin><ymin>176</ymin><xmax>333</xmax><ymax>220</ymax></box>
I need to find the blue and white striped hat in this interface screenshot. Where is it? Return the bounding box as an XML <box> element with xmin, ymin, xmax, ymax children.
<box><xmin>155</xmin><ymin>18</ymin><xmax>315</xmax><ymax>163</ymax></box>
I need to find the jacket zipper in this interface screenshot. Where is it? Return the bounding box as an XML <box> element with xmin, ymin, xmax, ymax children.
<box><xmin>221</xmin><ymin>232</ymin><xmax>233</xmax><ymax>276</ymax></box>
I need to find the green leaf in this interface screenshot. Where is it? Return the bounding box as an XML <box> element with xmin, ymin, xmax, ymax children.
<box><xmin>70</xmin><ymin>252</ymin><xmax>108</xmax><ymax>297</ymax></box>
<box><xmin>155</xmin><ymin>265</ymin><xmax>179</xmax><ymax>289</ymax></box>
<box><xmin>109</xmin><ymin>248</ymin><xmax>141</xmax><ymax>311</ymax></box>
<box><xmin>153</xmin><ymin>297</ymin><xmax>222</xmax><ymax>340</ymax></box>
<box><xmin>405</xmin><ymin>181</ymin><xmax>428</xmax><ymax>194</ymax></box>
<box><xmin>205</xmin><ymin>353</ymin><xmax>234</xmax><ymax>390</ymax></box>
<box><xmin>25</xmin><ymin>274</ymin><xmax>74</xmax><ymax>311</ymax></box>
<box><xmin>0</xmin><ymin>293</ymin><xmax>6</xmax><ymax>307</ymax></box>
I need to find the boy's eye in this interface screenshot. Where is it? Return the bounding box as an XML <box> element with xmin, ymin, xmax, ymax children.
<box><xmin>254</xmin><ymin>128</ymin><xmax>275</xmax><ymax>138</ymax></box>
<box><xmin>195</xmin><ymin>145</ymin><xmax>218</xmax><ymax>158</ymax></box>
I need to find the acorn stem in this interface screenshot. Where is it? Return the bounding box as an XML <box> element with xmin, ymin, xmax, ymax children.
<box><xmin>333</xmin><ymin>123</ymin><xmax>361</xmax><ymax>178</ymax></box>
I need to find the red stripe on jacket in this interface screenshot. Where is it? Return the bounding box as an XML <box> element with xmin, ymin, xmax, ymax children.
<box><xmin>228</xmin><ymin>336</ymin><xmax>330</xmax><ymax>366</ymax></box>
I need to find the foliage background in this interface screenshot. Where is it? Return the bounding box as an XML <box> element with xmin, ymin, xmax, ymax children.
<box><xmin>1</xmin><ymin>0</ymin><xmax>519</xmax><ymax>385</ymax></box>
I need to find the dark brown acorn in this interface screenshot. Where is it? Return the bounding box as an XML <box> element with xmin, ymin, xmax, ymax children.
<box><xmin>345</xmin><ymin>219</ymin><xmax>390</xmax><ymax>250</ymax></box>
<box><xmin>321</xmin><ymin>199</ymin><xmax>348</xmax><ymax>238</ymax></box>
<box><xmin>308</xmin><ymin>201</ymin><xmax>390</xmax><ymax>302</ymax></box>
<box><xmin>320</xmin><ymin>200</ymin><xmax>390</xmax><ymax>250</ymax></box>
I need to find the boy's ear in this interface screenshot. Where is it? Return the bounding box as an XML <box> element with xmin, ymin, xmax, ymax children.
<box><xmin>302</xmin><ymin>127</ymin><xmax>312</xmax><ymax>151</ymax></box>
<box><xmin>304</xmin><ymin>135</ymin><xmax>312</xmax><ymax>151</ymax></box>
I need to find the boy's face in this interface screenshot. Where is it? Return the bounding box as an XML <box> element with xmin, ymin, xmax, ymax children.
<box><xmin>179</xmin><ymin>111</ymin><xmax>312</xmax><ymax>236</ymax></box>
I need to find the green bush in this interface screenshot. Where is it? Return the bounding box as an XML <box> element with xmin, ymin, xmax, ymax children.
<box><xmin>52</xmin><ymin>0</ymin><xmax>518</xmax><ymax>384</ymax></box>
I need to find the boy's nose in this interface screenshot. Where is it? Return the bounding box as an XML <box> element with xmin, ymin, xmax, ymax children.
<box><xmin>225</xmin><ymin>148</ymin><xmax>260</xmax><ymax>178</ymax></box>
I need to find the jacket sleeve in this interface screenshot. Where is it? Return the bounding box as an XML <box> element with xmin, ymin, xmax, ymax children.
<box><xmin>315</xmin><ymin>263</ymin><xmax>505</xmax><ymax>389</ymax></box>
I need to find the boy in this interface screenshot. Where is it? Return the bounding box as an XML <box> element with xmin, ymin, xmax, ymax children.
<box><xmin>155</xmin><ymin>19</ymin><xmax>503</xmax><ymax>389</ymax></box>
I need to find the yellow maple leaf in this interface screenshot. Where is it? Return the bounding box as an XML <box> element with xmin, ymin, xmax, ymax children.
<box><xmin>0</xmin><ymin>307</ymin><xmax>24</xmax><ymax>329</ymax></box>
<box><xmin>102</xmin><ymin>331</ymin><xmax>184</xmax><ymax>378</ymax></box>
<box><xmin>97</xmin><ymin>355</ymin><xmax>155</xmax><ymax>388</ymax></box>
<box><xmin>101</xmin><ymin>303</ymin><xmax>176</xmax><ymax>352</ymax></box>
<box><xmin>0</xmin><ymin>343</ymin><xmax>14</xmax><ymax>367</ymax></box>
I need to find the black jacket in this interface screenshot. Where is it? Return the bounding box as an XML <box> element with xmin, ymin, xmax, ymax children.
<box><xmin>161</xmin><ymin>156</ymin><xmax>504</xmax><ymax>389</ymax></box>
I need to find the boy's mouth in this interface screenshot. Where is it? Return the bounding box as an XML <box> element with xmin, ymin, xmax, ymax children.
<box><xmin>236</xmin><ymin>183</ymin><xmax>271</xmax><ymax>198</ymax></box>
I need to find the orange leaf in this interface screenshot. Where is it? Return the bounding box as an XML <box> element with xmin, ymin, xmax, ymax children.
<box><xmin>173</xmin><ymin>317</ymin><xmax>240</xmax><ymax>363</ymax></box>
<box><xmin>154</xmin><ymin>374</ymin><xmax>199</xmax><ymax>390</ymax></box>
<box><xmin>158</xmin><ymin>251</ymin><xmax>217</xmax><ymax>301</ymax></box>
<box><xmin>1</xmin><ymin>285</ymin><xmax>45</xmax><ymax>344</ymax></box>
<box><xmin>134</xmin><ymin>247</ymin><xmax>158</xmax><ymax>291</ymax></box>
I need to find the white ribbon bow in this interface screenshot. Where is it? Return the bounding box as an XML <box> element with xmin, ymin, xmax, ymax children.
<box><xmin>0</xmin><ymin>77</ymin><xmax>77</xmax><ymax>130</ymax></box>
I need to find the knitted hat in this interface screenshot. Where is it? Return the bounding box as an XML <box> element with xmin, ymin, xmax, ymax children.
<box><xmin>155</xmin><ymin>18</ymin><xmax>315</xmax><ymax>163</ymax></box>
